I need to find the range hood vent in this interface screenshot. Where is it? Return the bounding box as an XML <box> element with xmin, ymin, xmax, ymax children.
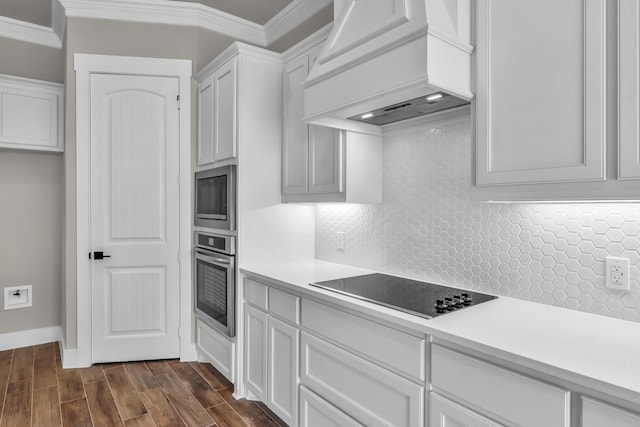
<box><xmin>348</xmin><ymin>92</ymin><xmax>470</xmax><ymax>126</ymax></box>
<box><xmin>304</xmin><ymin>0</ymin><xmax>473</xmax><ymax>128</ymax></box>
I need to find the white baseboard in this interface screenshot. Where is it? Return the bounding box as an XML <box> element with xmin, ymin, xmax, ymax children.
<box><xmin>59</xmin><ymin>334</ymin><xmax>92</xmax><ymax>369</ymax></box>
<box><xmin>0</xmin><ymin>325</ymin><xmax>62</xmax><ymax>351</ymax></box>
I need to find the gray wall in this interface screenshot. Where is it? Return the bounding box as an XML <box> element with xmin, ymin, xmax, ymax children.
<box><xmin>0</xmin><ymin>36</ymin><xmax>64</xmax><ymax>83</ymax></box>
<box><xmin>0</xmin><ymin>150</ymin><xmax>63</xmax><ymax>334</ymax></box>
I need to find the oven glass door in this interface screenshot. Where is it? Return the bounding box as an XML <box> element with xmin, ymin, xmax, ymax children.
<box><xmin>195</xmin><ymin>249</ymin><xmax>235</xmax><ymax>336</ymax></box>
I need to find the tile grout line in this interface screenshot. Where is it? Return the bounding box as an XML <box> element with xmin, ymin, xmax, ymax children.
<box><xmin>55</xmin><ymin>348</ymin><xmax>63</xmax><ymax>427</ymax></box>
<box><xmin>30</xmin><ymin>348</ymin><xmax>35</xmax><ymax>427</ymax></box>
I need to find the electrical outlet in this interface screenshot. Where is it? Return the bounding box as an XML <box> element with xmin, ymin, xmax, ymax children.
<box><xmin>336</xmin><ymin>231</ymin><xmax>345</xmax><ymax>250</ymax></box>
<box><xmin>4</xmin><ymin>285</ymin><xmax>32</xmax><ymax>310</ymax></box>
<box><xmin>605</xmin><ymin>257</ymin><xmax>630</xmax><ymax>291</ymax></box>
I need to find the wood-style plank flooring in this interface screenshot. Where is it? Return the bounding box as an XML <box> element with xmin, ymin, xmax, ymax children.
<box><xmin>0</xmin><ymin>342</ymin><xmax>286</xmax><ymax>427</ymax></box>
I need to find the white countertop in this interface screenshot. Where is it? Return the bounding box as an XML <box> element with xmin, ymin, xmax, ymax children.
<box><xmin>240</xmin><ymin>260</ymin><xmax>640</xmax><ymax>405</ymax></box>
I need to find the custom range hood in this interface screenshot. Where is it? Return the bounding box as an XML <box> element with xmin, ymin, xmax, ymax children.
<box><xmin>304</xmin><ymin>0</ymin><xmax>473</xmax><ymax>128</ymax></box>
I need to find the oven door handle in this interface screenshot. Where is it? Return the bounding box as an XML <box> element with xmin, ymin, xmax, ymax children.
<box><xmin>195</xmin><ymin>249</ymin><xmax>232</xmax><ymax>266</ymax></box>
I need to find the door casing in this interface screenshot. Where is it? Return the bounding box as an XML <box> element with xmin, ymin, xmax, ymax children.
<box><xmin>67</xmin><ymin>54</ymin><xmax>195</xmax><ymax>368</ymax></box>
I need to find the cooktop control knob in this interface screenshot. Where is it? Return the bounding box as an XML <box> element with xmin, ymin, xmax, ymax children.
<box><xmin>435</xmin><ymin>299</ymin><xmax>446</xmax><ymax>313</ymax></box>
<box><xmin>453</xmin><ymin>295</ymin><xmax>464</xmax><ymax>308</ymax></box>
<box><xmin>462</xmin><ymin>293</ymin><xmax>472</xmax><ymax>305</ymax></box>
<box><xmin>444</xmin><ymin>297</ymin><xmax>455</xmax><ymax>311</ymax></box>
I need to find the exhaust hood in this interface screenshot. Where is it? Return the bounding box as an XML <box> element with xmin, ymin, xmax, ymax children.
<box><xmin>303</xmin><ymin>0</ymin><xmax>473</xmax><ymax>128</ymax></box>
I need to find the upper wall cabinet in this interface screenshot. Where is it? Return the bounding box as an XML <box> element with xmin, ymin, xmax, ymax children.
<box><xmin>0</xmin><ymin>74</ymin><xmax>64</xmax><ymax>152</ymax></box>
<box><xmin>475</xmin><ymin>0</ymin><xmax>606</xmax><ymax>187</ymax></box>
<box><xmin>282</xmin><ymin>29</ymin><xmax>382</xmax><ymax>204</ymax></box>
<box><xmin>618</xmin><ymin>0</ymin><xmax>640</xmax><ymax>180</ymax></box>
<box><xmin>196</xmin><ymin>43</ymin><xmax>281</xmax><ymax>169</ymax></box>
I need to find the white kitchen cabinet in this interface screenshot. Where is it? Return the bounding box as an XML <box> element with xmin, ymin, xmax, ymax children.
<box><xmin>0</xmin><ymin>74</ymin><xmax>64</xmax><ymax>152</ymax></box>
<box><xmin>197</xmin><ymin>43</ymin><xmax>279</xmax><ymax>168</ymax></box>
<box><xmin>582</xmin><ymin>397</ymin><xmax>640</xmax><ymax>427</ymax></box>
<box><xmin>430</xmin><ymin>393</ymin><xmax>504</xmax><ymax>427</ymax></box>
<box><xmin>299</xmin><ymin>386</ymin><xmax>363</xmax><ymax>427</ymax></box>
<box><xmin>300</xmin><ymin>331</ymin><xmax>423</xmax><ymax>427</ymax></box>
<box><xmin>243</xmin><ymin>278</ymin><xmax>301</xmax><ymax>426</ymax></box>
<box><xmin>618</xmin><ymin>0</ymin><xmax>640</xmax><ymax>180</ymax></box>
<box><xmin>282</xmin><ymin>36</ymin><xmax>382</xmax><ymax>203</ymax></box>
<box><xmin>244</xmin><ymin>304</ymin><xmax>267</xmax><ymax>401</ymax></box>
<box><xmin>267</xmin><ymin>315</ymin><xmax>299</xmax><ymax>426</ymax></box>
<box><xmin>475</xmin><ymin>0</ymin><xmax>606</xmax><ymax>186</ymax></box>
<box><xmin>196</xmin><ymin>318</ymin><xmax>235</xmax><ymax>382</ymax></box>
<box><xmin>431</xmin><ymin>344</ymin><xmax>570</xmax><ymax>427</ymax></box>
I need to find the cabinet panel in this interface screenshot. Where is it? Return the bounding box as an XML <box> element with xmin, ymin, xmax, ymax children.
<box><xmin>582</xmin><ymin>397</ymin><xmax>640</xmax><ymax>427</ymax></box>
<box><xmin>431</xmin><ymin>345</ymin><xmax>570</xmax><ymax>427</ymax></box>
<box><xmin>430</xmin><ymin>393</ymin><xmax>504</xmax><ymax>427</ymax></box>
<box><xmin>301</xmin><ymin>299</ymin><xmax>425</xmax><ymax>381</ymax></box>
<box><xmin>213</xmin><ymin>58</ymin><xmax>237</xmax><ymax>162</ymax></box>
<box><xmin>618</xmin><ymin>0</ymin><xmax>640</xmax><ymax>179</ymax></box>
<box><xmin>476</xmin><ymin>0</ymin><xmax>605</xmax><ymax>185</ymax></box>
<box><xmin>196</xmin><ymin>318</ymin><xmax>234</xmax><ymax>382</ymax></box>
<box><xmin>283</xmin><ymin>56</ymin><xmax>309</xmax><ymax>195</ymax></box>
<box><xmin>299</xmin><ymin>386</ymin><xmax>363</xmax><ymax>427</ymax></box>
<box><xmin>268</xmin><ymin>316</ymin><xmax>299</xmax><ymax>426</ymax></box>
<box><xmin>244</xmin><ymin>304</ymin><xmax>267</xmax><ymax>400</ymax></box>
<box><xmin>0</xmin><ymin>75</ymin><xmax>64</xmax><ymax>152</ymax></box>
<box><xmin>197</xmin><ymin>76</ymin><xmax>214</xmax><ymax>166</ymax></box>
<box><xmin>300</xmin><ymin>332</ymin><xmax>423</xmax><ymax>427</ymax></box>
<box><xmin>308</xmin><ymin>126</ymin><xmax>343</xmax><ymax>194</ymax></box>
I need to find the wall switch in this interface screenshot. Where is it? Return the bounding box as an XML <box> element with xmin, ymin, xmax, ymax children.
<box><xmin>4</xmin><ymin>285</ymin><xmax>33</xmax><ymax>310</ymax></box>
<box><xmin>336</xmin><ymin>231</ymin><xmax>345</xmax><ymax>250</ymax></box>
<box><xmin>605</xmin><ymin>257</ymin><xmax>630</xmax><ymax>291</ymax></box>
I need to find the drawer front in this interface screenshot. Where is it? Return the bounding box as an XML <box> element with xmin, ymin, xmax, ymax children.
<box><xmin>431</xmin><ymin>345</ymin><xmax>570</xmax><ymax>427</ymax></box>
<box><xmin>301</xmin><ymin>299</ymin><xmax>425</xmax><ymax>381</ymax></box>
<box><xmin>245</xmin><ymin>278</ymin><xmax>268</xmax><ymax>310</ymax></box>
<box><xmin>430</xmin><ymin>392</ymin><xmax>505</xmax><ymax>427</ymax></box>
<box><xmin>299</xmin><ymin>386</ymin><xmax>363</xmax><ymax>427</ymax></box>
<box><xmin>269</xmin><ymin>287</ymin><xmax>300</xmax><ymax>324</ymax></box>
<box><xmin>582</xmin><ymin>397</ymin><xmax>640</xmax><ymax>427</ymax></box>
<box><xmin>301</xmin><ymin>332</ymin><xmax>424</xmax><ymax>427</ymax></box>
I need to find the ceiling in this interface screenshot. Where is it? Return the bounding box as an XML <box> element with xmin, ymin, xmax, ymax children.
<box><xmin>0</xmin><ymin>0</ymin><xmax>297</xmax><ymax>27</ymax></box>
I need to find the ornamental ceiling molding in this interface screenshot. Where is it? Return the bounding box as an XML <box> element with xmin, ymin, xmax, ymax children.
<box><xmin>0</xmin><ymin>0</ymin><xmax>331</xmax><ymax>49</ymax></box>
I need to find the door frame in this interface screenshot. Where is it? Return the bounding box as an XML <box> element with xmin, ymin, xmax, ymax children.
<box><xmin>72</xmin><ymin>54</ymin><xmax>195</xmax><ymax>367</ymax></box>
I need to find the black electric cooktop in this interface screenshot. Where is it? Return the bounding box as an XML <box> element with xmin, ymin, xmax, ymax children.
<box><xmin>311</xmin><ymin>273</ymin><xmax>497</xmax><ymax>319</ymax></box>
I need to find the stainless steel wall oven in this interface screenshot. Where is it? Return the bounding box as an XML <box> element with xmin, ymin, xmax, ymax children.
<box><xmin>194</xmin><ymin>231</ymin><xmax>235</xmax><ymax>336</ymax></box>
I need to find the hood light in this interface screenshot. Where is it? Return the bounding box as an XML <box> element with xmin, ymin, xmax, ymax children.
<box><xmin>360</xmin><ymin>112</ymin><xmax>374</xmax><ymax>119</ymax></box>
<box><xmin>426</xmin><ymin>93</ymin><xmax>443</xmax><ymax>102</ymax></box>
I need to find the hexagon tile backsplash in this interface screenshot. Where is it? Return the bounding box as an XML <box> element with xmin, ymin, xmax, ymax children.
<box><xmin>315</xmin><ymin>109</ymin><xmax>640</xmax><ymax>322</ymax></box>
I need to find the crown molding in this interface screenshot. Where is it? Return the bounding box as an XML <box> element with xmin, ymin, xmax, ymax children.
<box><xmin>0</xmin><ymin>15</ymin><xmax>61</xmax><ymax>48</ymax></box>
<box><xmin>264</xmin><ymin>0</ymin><xmax>332</xmax><ymax>45</ymax></box>
<box><xmin>2</xmin><ymin>0</ymin><xmax>332</xmax><ymax>50</ymax></box>
<box><xmin>59</xmin><ymin>0</ymin><xmax>266</xmax><ymax>45</ymax></box>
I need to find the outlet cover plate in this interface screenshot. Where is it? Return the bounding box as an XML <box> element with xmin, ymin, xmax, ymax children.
<box><xmin>605</xmin><ymin>257</ymin><xmax>630</xmax><ymax>291</ymax></box>
<box><xmin>4</xmin><ymin>285</ymin><xmax>32</xmax><ymax>310</ymax></box>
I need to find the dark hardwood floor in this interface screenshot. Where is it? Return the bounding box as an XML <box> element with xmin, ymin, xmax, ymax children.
<box><xmin>0</xmin><ymin>342</ymin><xmax>286</xmax><ymax>427</ymax></box>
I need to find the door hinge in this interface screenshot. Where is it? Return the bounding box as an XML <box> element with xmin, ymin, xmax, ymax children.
<box><xmin>177</xmin><ymin>94</ymin><xmax>180</xmax><ymax>110</ymax></box>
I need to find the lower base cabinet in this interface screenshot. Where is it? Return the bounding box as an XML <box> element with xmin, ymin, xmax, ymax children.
<box><xmin>267</xmin><ymin>316</ymin><xmax>299</xmax><ymax>426</ymax></box>
<box><xmin>430</xmin><ymin>393</ymin><xmax>504</xmax><ymax>427</ymax></box>
<box><xmin>196</xmin><ymin>318</ymin><xmax>235</xmax><ymax>382</ymax></box>
<box><xmin>582</xmin><ymin>397</ymin><xmax>640</xmax><ymax>427</ymax></box>
<box><xmin>244</xmin><ymin>304</ymin><xmax>267</xmax><ymax>400</ymax></box>
<box><xmin>299</xmin><ymin>386</ymin><xmax>363</xmax><ymax>427</ymax></box>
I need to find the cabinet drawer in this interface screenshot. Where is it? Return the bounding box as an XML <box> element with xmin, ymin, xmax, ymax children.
<box><xmin>269</xmin><ymin>287</ymin><xmax>300</xmax><ymax>324</ymax></box>
<box><xmin>582</xmin><ymin>397</ymin><xmax>640</xmax><ymax>427</ymax></box>
<box><xmin>301</xmin><ymin>332</ymin><xmax>424</xmax><ymax>427</ymax></box>
<box><xmin>430</xmin><ymin>392</ymin><xmax>504</xmax><ymax>427</ymax></box>
<box><xmin>301</xmin><ymin>299</ymin><xmax>425</xmax><ymax>381</ymax></box>
<box><xmin>245</xmin><ymin>278</ymin><xmax>268</xmax><ymax>310</ymax></box>
<box><xmin>299</xmin><ymin>386</ymin><xmax>363</xmax><ymax>427</ymax></box>
<box><xmin>431</xmin><ymin>345</ymin><xmax>570</xmax><ymax>427</ymax></box>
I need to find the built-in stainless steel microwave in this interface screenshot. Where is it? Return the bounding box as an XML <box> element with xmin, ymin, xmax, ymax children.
<box><xmin>195</xmin><ymin>165</ymin><xmax>236</xmax><ymax>230</ymax></box>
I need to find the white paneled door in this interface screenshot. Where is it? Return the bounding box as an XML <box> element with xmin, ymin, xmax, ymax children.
<box><xmin>90</xmin><ymin>73</ymin><xmax>181</xmax><ymax>363</ymax></box>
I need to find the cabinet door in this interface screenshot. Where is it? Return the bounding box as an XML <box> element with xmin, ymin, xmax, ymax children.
<box><xmin>308</xmin><ymin>126</ymin><xmax>343</xmax><ymax>194</ymax></box>
<box><xmin>283</xmin><ymin>55</ymin><xmax>310</xmax><ymax>195</ymax></box>
<box><xmin>213</xmin><ymin>58</ymin><xmax>237</xmax><ymax>162</ymax></box>
<box><xmin>267</xmin><ymin>316</ymin><xmax>299</xmax><ymax>426</ymax></box>
<box><xmin>299</xmin><ymin>386</ymin><xmax>363</xmax><ymax>427</ymax></box>
<box><xmin>244</xmin><ymin>304</ymin><xmax>267</xmax><ymax>400</ymax></box>
<box><xmin>197</xmin><ymin>75</ymin><xmax>215</xmax><ymax>166</ymax></box>
<box><xmin>618</xmin><ymin>0</ymin><xmax>640</xmax><ymax>179</ymax></box>
<box><xmin>476</xmin><ymin>0</ymin><xmax>606</xmax><ymax>185</ymax></box>
<box><xmin>430</xmin><ymin>393</ymin><xmax>504</xmax><ymax>427</ymax></box>
<box><xmin>582</xmin><ymin>398</ymin><xmax>640</xmax><ymax>427</ymax></box>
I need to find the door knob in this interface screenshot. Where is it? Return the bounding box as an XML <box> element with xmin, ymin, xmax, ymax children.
<box><xmin>89</xmin><ymin>251</ymin><xmax>111</xmax><ymax>260</ymax></box>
